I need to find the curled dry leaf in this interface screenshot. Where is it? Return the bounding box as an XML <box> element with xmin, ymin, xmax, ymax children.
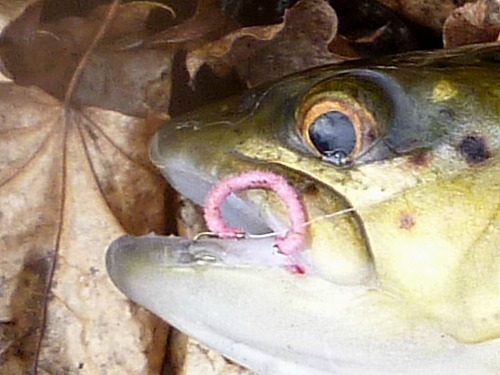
<box><xmin>443</xmin><ymin>0</ymin><xmax>500</xmax><ymax>48</ymax></box>
<box><xmin>186</xmin><ymin>23</ymin><xmax>284</xmax><ymax>84</ymax></box>
<box><xmin>187</xmin><ymin>0</ymin><xmax>340</xmax><ymax>87</ymax></box>
<box><xmin>0</xmin><ymin>84</ymin><xmax>168</xmax><ymax>373</ymax></box>
<box><xmin>1</xmin><ymin>2</ymin><xmax>175</xmax><ymax>117</ymax></box>
<box><xmin>145</xmin><ymin>0</ymin><xmax>239</xmax><ymax>49</ymax></box>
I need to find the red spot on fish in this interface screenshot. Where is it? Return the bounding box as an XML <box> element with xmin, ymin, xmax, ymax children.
<box><xmin>399</xmin><ymin>212</ymin><xmax>416</xmax><ymax>230</ymax></box>
<box><xmin>286</xmin><ymin>264</ymin><xmax>306</xmax><ymax>275</ymax></box>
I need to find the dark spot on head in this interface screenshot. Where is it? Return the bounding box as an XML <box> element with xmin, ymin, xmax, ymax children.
<box><xmin>458</xmin><ymin>135</ymin><xmax>491</xmax><ymax>165</ymax></box>
<box><xmin>408</xmin><ymin>150</ymin><xmax>431</xmax><ymax>168</ymax></box>
<box><xmin>399</xmin><ymin>212</ymin><xmax>416</xmax><ymax>230</ymax></box>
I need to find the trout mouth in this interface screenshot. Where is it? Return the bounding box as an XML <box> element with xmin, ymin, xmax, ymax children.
<box><xmin>148</xmin><ymin>130</ymin><xmax>377</xmax><ymax>286</ymax></box>
<box><xmin>161</xmin><ymin>158</ymin><xmax>281</xmax><ymax>236</ymax></box>
<box><xmin>151</xmin><ymin>155</ymin><xmax>315</xmax><ymax>271</ymax></box>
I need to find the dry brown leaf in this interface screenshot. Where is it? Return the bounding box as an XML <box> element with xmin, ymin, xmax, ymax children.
<box><xmin>187</xmin><ymin>0</ymin><xmax>340</xmax><ymax>88</ymax></box>
<box><xmin>0</xmin><ymin>3</ymin><xmax>172</xmax><ymax>373</ymax></box>
<box><xmin>145</xmin><ymin>0</ymin><xmax>239</xmax><ymax>49</ymax></box>
<box><xmin>169</xmin><ymin>331</ymin><xmax>255</xmax><ymax>375</ymax></box>
<box><xmin>0</xmin><ymin>83</ymin><xmax>168</xmax><ymax>373</ymax></box>
<box><xmin>327</xmin><ymin>34</ymin><xmax>361</xmax><ymax>59</ymax></box>
<box><xmin>0</xmin><ymin>0</ymin><xmax>39</xmax><ymax>37</ymax></box>
<box><xmin>375</xmin><ymin>0</ymin><xmax>460</xmax><ymax>32</ymax></box>
<box><xmin>0</xmin><ymin>2</ymin><xmax>174</xmax><ymax>117</ymax></box>
<box><xmin>74</xmin><ymin>48</ymin><xmax>174</xmax><ymax>118</ymax></box>
<box><xmin>186</xmin><ymin>23</ymin><xmax>285</xmax><ymax>83</ymax></box>
<box><xmin>0</xmin><ymin>0</ymin><xmax>41</xmax><ymax>81</ymax></box>
<box><xmin>0</xmin><ymin>0</ymin><xmax>243</xmax><ymax>371</ymax></box>
<box><xmin>443</xmin><ymin>0</ymin><xmax>500</xmax><ymax>48</ymax></box>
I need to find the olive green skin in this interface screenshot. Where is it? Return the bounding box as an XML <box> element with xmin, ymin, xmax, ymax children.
<box><xmin>107</xmin><ymin>43</ymin><xmax>500</xmax><ymax>375</ymax></box>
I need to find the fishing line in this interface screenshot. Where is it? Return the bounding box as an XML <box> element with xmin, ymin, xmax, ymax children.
<box><xmin>199</xmin><ymin>170</ymin><xmax>366</xmax><ymax>256</ymax></box>
<box><xmin>241</xmin><ymin>207</ymin><xmax>358</xmax><ymax>239</ymax></box>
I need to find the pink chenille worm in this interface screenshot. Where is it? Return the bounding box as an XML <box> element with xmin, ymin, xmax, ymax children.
<box><xmin>203</xmin><ymin>171</ymin><xmax>306</xmax><ymax>255</ymax></box>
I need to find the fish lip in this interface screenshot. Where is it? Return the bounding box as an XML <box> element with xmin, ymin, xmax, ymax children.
<box><xmin>106</xmin><ymin>234</ymin><xmax>291</xmax><ymax>276</ymax></box>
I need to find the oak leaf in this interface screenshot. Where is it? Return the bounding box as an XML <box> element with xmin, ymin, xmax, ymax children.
<box><xmin>186</xmin><ymin>0</ymin><xmax>340</xmax><ymax>87</ymax></box>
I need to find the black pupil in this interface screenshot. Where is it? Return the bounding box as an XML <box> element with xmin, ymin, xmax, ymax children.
<box><xmin>308</xmin><ymin>111</ymin><xmax>356</xmax><ymax>161</ymax></box>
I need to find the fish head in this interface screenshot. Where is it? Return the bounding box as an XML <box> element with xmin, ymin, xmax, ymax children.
<box><xmin>107</xmin><ymin>44</ymin><xmax>500</xmax><ymax>375</ymax></box>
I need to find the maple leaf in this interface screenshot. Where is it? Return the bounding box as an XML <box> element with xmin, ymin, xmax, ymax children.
<box><xmin>0</xmin><ymin>2</ymin><xmax>169</xmax><ymax>373</ymax></box>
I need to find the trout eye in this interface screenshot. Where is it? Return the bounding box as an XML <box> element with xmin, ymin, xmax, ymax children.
<box><xmin>308</xmin><ymin>110</ymin><xmax>356</xmax><ymax>165</ymax></box>
<box><xmin>298</xmin><ymin>99</ymin><xmax>377</xmax><ymax>166</ymax></box>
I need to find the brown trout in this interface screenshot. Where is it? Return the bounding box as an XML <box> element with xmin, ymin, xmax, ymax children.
<box><xmin>107</xmin><ymin>42</ymin><xmax>500</xmax><ymax>375</ymax></box>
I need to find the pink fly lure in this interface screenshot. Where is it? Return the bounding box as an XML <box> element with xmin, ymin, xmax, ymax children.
<box><xmin>203</xmin><ymin>171</ymin><xmax>306</xmax><ymax>255</ymax></box>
